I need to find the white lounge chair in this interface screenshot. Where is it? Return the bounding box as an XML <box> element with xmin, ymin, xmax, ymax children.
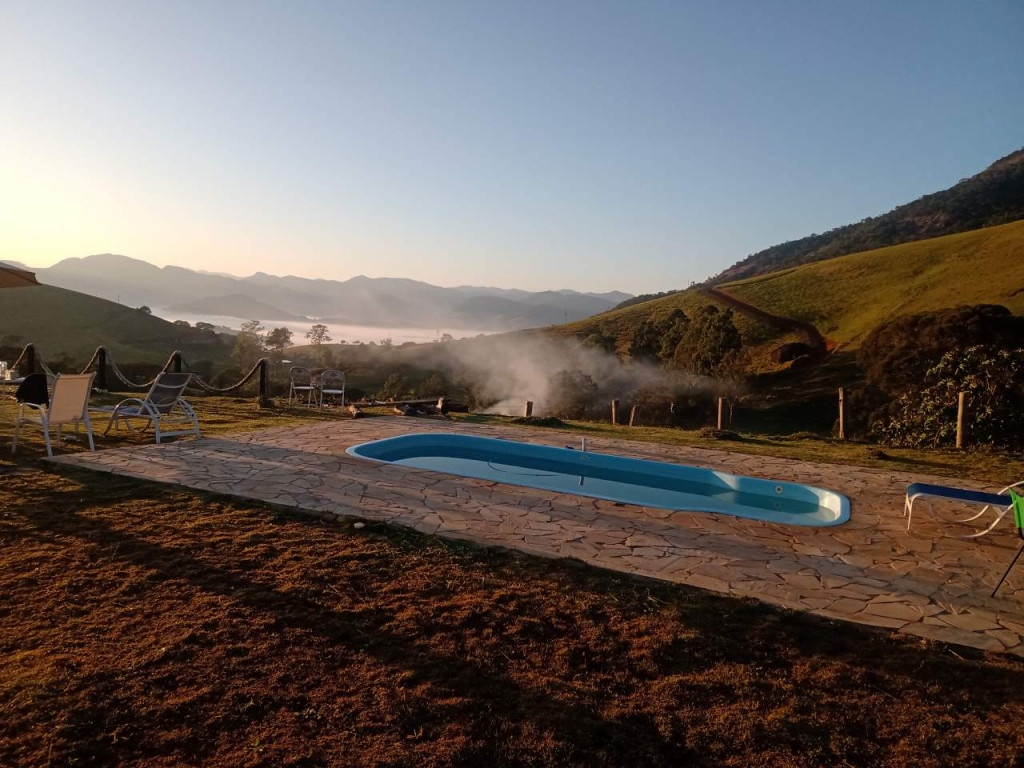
<box><xmin>904</xmin><ymin>480</ymin><xmax>1024</xmax><ymax>537</ymax></box>
<box><xmin>288</xmin><ymin>366</ymin><xmax>315</xmax><ymax>406</ymax></box>
<box><xmin>318</xmin><ymin>369</ymin><xmax>345</xmax><ymax>409</ymax></box>
<box><xmin>102</xmin><ymin>372</ymin><xmax>200</xmax><ymax>444</ymax></box>
<box><xmin>12</xmin><ymin>372</ymin><xmax>97</xmax><ymax>457</ymax></box>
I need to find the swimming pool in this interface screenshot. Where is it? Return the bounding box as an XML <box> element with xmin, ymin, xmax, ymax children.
<box><xmin>347</xmin><ymin>433</ymin><xmax>850</xmax><ymax>527</ymax></box>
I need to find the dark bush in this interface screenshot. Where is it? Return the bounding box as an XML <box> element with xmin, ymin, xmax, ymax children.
<box><xmin>211</xmin><ymin>367</ymin><xmax>244</xmax><ymax>389</ymax></box>
<box><xmin>859</xmin><ymin>304</ymin><xmax>1024</xmax><ymax>396</ymax></box>
<box><xmin>873</xmin><ymin>345</ymin><xmax>1024</xmax><ymax>447</ymax></box>
<box><xmin>547</xmin><ymin>370</ymin><xmax>599</xmax><ymax>419</ymax></box>
<box><xmin>379</xmin><ymin>373</ymin><xmax>409</xmax><ymax>400</ymax></box>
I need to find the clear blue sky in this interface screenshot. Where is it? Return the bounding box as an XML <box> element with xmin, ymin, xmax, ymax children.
<box><xmin>2</xmin><ymin>0</ymin><xmax>1022</xmax><ymax>293</ymax></box>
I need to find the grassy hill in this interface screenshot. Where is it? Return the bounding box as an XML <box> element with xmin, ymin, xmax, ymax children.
<box><xmin>714</xmin><ymin>146</ymin><xmax>1024</xmax><ymax>283</ymax></box>
<box><xmin>723</xmin><ymin>218</ymin><xmax>1024</xmax><ymax>349</ymax></box>
<box><xmin>0</xmin><ymin>284</ymin><xmax>231</xmax><ymax>367</ymax></box>
<box><xmin>563</xmin><ymin>219</ymin><xmax>1024</xmax><ymax>364</ymax></box>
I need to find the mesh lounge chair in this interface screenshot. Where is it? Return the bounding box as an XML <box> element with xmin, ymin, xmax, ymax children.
<box><xmin>904</xmin><ymin>480</ymin><xmax>1024</xmax><ymax>537</ymax></box>
<box><xmin>318</xmin><ymin>369</ymin><xmax>345</xmax><ymax>410</ymax></box>
<box><xmin>12</xmin><ymin>372</ymin><xmax>96</xmax><ymax>457</ymax></box>
<box><xmin>102</xmin><ymin>372</ymin><xmax>200</xmax><ymax>444</ymax></box>
<box><xmin>288</xmin><ymin>366</ymin><xmax>315</xmax><ymax>406</ymax></box>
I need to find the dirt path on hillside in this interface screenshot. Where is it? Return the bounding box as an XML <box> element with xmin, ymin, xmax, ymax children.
<box><xmin>702</xmin><ymin>285</ymin><xmax>835</xmax><ymax>354</ymax></box>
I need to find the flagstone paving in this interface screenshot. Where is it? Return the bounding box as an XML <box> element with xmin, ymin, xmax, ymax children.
<box><xmin>52</xmin><ymin>416</ymin><xmax>1024</xmax><ymax>655</ymax></box>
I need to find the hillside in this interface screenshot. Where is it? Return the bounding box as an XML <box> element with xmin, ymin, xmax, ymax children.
<box><xmin>0</xmin><ymin>284</ymin><xmax>230</xmax><ymax>366</ymax></box>
<box><xmin>35</xmin><ymin>255</ymin><xmax>631</xmax><ymax>331</ymax></box>
<box><xmin>563</xmin><ymin>219</ymin><xmax>1024</xmax><ymax>364</ymax></box>
<box><xmin>167</xmin><ymin>294</ymin><xmax>305</xmax><ymax>322</ymax></box>
<box><xmin>714</xmin><ymin>147</ymin><xmax>1024</xmax><ymax>283</ymax></box>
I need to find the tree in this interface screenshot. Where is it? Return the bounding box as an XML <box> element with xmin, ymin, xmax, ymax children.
<box><xmin>266</xmin><ymin>327</ymin><xmax>293</xmax><ymax>351</ymax></box>
<box><xmin>626</xmin><ymin>319</ymin><xmax>662</xmax><ymax>363</ymax></box>
<box><xmin>672</xmin><ymin>306</ymin><xmax>741</xmax><ymax>376</ymax></box>
<box><xmin>232</xmin><ymin>319</ymin><xmax>266</xmax><ymax>369</ymax></box>
<box><xmin>712</xmin><ymin>349</ymin><xmax>750</xmax><ymax>424</ymax></box>
<box><xmin>656</xmin><ymin>309</ymin><xmax>690</xmax><ymax>362</ymax></box>
<box><xmin>173</xmin><ymin>319</ymin><xmax>191</xmax><ymax>328</ymax></box>
<box><xmin>440</xmin><ymin>333</ymin><xmax>454</xmax><ymax>343</ymax></box>
<box><xmin>137</xmin><ymin>305</ymin><xmax>152</xmax><ymax>314</ymax></box>
<box><xmin>582</xmin><ymin>330</ymin><xmax>617</xmax><ymax>354</ymax></box>
<box><xmin>306</xmin><ymin>324</ymin><xmax>332</xmax><ymax>345</ymax></box>
<box><xmin>195</xmin><ymin>322</ymin><xmax>216</xmax><ymax>332</ymax></box>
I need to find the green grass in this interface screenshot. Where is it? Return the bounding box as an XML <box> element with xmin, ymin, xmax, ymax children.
<box><xmin>0</xmin><ymin>284</ymin><xmax>231</xmax><ymax>366</ymax></box>
<box><xmin>725</xmin><ymin>218</ymin><xmax>1024</xmax><ymax>349</ymax></box>
<box><xmin>562</xmin><ymin>219</ymin><xmax>1024</xmax><ymax>360</ymax></box>
<box><xmin>450</xmin><ymin>412</ymin><xmax>1024</xmax><ymax>485</ymax></box>
<box><xmin>2</xmin><ymin>390</ymin><xmax>1020</xmax><ymax>484</ymax></box>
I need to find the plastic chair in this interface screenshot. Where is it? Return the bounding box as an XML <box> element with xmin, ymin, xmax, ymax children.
<box><xmin>12</xmin><ymin>372</ymin><xmax>96</xmax><ymax>457</ymax></box>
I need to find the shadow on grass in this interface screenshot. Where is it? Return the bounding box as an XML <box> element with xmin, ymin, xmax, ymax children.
<box><xmin>7</xmin><ymin>464</ymin><xmax>1024</xmax><ymax>765</ymax></box>
<box><xmin>10</xmin><ymin>471</ymin><xmax>706</xmax><ymax>766</ymax></box>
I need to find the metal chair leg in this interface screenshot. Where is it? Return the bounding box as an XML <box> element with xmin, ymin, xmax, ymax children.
<box><xmin>992</xmin><ymin>543</ymin><xmax>1024</xmax><ymax>597</ymax></box>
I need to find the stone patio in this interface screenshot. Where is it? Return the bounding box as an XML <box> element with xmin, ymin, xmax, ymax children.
<box><xmin>52</xmin><ymin>416</ymin><xmax>1024</xmax><ymax>655</ymax></box>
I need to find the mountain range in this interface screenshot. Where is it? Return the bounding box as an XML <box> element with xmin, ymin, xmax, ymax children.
<box><xmin>31</xmin><ymin>255</ymin><xmax>632</xmax><ymax>331</ymax></box>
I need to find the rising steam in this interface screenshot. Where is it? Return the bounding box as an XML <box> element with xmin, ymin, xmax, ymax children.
<box><xmin>436</xmin><ymin>332</ymin><xmax>714</xmax><ymax>416</ymax></box>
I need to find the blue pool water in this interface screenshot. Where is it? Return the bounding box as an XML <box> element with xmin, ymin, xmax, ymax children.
<box><xmin>347</xmin><ymin>433</ymin><xmax>849</xmax><ymax>527</ymax></box>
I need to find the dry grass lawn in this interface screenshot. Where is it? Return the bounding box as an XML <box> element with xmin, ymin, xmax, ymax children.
<box><xmin>1</xmin><ymin>395</ymin><xmax>1023</xmax><ymax>766</ymax></box>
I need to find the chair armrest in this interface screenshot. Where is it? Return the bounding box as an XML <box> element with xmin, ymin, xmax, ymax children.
<box><xmin>112</xmin><ymin>397</ymin><xmax>147</xmax><ymax>409</ymax></box>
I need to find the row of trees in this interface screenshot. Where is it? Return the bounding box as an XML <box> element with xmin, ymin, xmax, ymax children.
<box><xmin>232</xmin><ymin>321</ymin><xmax>334</xmax><ymax>368</ymax></box>
<box><xmin>584</xmin><ymin>305</ymin><xmax>744</xmax><ymax>379</ymax></box>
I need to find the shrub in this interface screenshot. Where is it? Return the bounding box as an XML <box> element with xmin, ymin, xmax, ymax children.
<box><xmin>379</xmin><ymin>373</ymin><xmax>408</xmax><ymax>400</ymax></box>
<box><xmin>547</xmin><ymin>370</ymin><xmax>599</xmax><ymax>419</ymax></box>
<box><xmin>211</xmin><ymin>366</ymin><xmax>244</xmax><ymax>389</ymax></box>
<box><xmin>859</xmin><ymin>304</ymin><xmax>1024</xmax><ymax>396</ymax></box>
<box><xmin>418</xmin><ymin>372</ymin><xmax>450</xmax><ymax>397</ymax></box>
<box><xmin>873</xmin><ymin>345</ymin><xmax>1024</xmax><ymax>447</ymax></box>
<box><xmin>582</xmin><ymin>331</ymin><xmax>617</xmax><ymax>354</ymax></box>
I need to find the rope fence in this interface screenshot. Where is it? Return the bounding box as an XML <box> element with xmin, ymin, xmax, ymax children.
<box><xmin>8</xmin><ymin>343</ymin><xmax>270</xmax><ymax>402</ymax></box>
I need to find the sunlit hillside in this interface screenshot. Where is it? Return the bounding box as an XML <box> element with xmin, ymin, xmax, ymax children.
<box><xmin>0</xmin><ymin>284</ymin><xmax>230</xmax><ymax>366</ymax></box>
<box><xmin>561</xmin><ymin>218</ymin><xmax>1024</xmax><ymax>362</ymax></box>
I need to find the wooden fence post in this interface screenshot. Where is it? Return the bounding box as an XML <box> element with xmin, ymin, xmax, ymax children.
<box><xmin>96</xmin><ymin>347</ymin><xmax>107</xmax><ymax>390</ymax></box>
<box><xmin>838</xmin><ymin>387</ymin><xmax>845</xmax><ymax>441</ymax></box>
<box><xmin>611</xmin><ymin>399</ymin><xmax>620</xmax><ymax>426</ymax></box>
<box><xmin>523</xmin><ymin>400</ymin><xmax>534</xmax><ymax>418</ymax></box>
<box><xmin>629</xmin><ymin>404</ymin><xmax>638</xmax><ymax>427</ymax></box>
<box><xmin>717</xmin><ymin>397</ymin><xmax>724</xmax><ymax>430</ymax></box>
<box><xmin>258</xmin><ymin>359</ymin><xmax>269</xmax><ymax>404</ymax></box>
<box><xmin>956</xmin><ymin>391</ymin><xmax>967</xmax><ymax>449</ymax></box>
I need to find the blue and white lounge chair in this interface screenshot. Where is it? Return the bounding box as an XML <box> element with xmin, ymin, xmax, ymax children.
<box><xmin>992</xmin><ymin>490</ymin><xmax>1024</xmax><ymax>596</ymax></box>
<box><xmin>905</xmin><ymin>481</ymin><xmax>1024</xmax><ymax>537</ymax></box>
